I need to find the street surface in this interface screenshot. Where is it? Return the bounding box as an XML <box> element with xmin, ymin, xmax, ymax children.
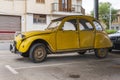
<box><xmin>0</xmin><ymin>42</ymin><xmax>120</xmax><ymax>80</ymax></box>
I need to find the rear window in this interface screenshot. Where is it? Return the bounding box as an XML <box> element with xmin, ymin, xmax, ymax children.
<box><xmin>79</xmin><ymin>19</ymin><xmax>93</xmax><ymax>30</ymax></box>
<box><xmin>93</xmin><ymin>21</ymin><xmax>103</xmax><ymax>31</ymax></box>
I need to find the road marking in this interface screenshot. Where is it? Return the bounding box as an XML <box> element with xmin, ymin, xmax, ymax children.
<box><xmin>14</xmin><ymin>62</ymin><xmax>81</xmax><ymax>70</ymax></box>
<box><xmin>5</xmin><ymin>65</ymin><xmax>18</xmax><ymax>74</ymax></box>
<box><xmin>0</xmin><ymin>55</ymin><xmax>16</xmax><ymax>57</ymax></box>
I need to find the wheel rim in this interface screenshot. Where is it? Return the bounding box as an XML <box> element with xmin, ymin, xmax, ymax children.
<box><xmin>98</xmin><ymin>48</ymin><xmax>107</xmax><ymax>57</ymax></box>
<box><xmin>34</xmin><ymin>46</ymin><xmax>45</xmax><ymax>61</ymax></box>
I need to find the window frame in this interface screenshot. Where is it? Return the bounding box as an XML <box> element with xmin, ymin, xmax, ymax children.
<box><xmin>93</xmin><ymin>21</ymin><xmax>103</xmax><ymax>31</ymax></box>
<box><xmin>62</xmin><ymin>19</ymin><xmax>77</xmax><ymax>31</ymax></box>
<box><xmin>36</xmin><ymin>0</ymin><xmax>45</xmax><ymax>4</ymax></box>
<box><xmin>79</xmin><ymin>19</ymin><xmax>94</xmax><ymax>31</ymax></box>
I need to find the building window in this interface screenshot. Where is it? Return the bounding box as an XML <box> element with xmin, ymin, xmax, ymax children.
<box><xmin>59</xmin><ymin>0</ymin><xmax>71</xmax><ymax>11</ymax></box>
<box><xmin>33</xmin><ymin>14</ymin><xmax>46</xmax><ymax>24</ymax></box>
<box><xmin>36</xmin><ymin>0</ymin><xmax>45</xmax><ymax>3</ymax></box>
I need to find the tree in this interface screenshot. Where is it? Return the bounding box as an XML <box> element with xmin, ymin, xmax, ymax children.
<box><xmin>91</xmin><ymin>2</ymin><xmax>117</xmax><ymax>29</ymax></box>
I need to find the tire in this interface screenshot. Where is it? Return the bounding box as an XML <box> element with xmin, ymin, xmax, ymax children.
<box><xmin>95</xmin><ymin>48</ymin><xmax>108</xmax><ymax>58</ymax></box>
<box><xmin>78</xmin><ymin>51</ymin><xmax>86</xmax><ymax>55</ymax></box>
<box><xmin>108</xmin><ymin>48</ymin><xmax>112</xmax><ymax>52</ymax></box>
<box><xmin>29</xmin><ymin>43</ymin><xmax>47</xmax><ymax>63</ymax></box>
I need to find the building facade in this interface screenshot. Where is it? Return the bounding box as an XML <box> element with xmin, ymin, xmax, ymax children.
<box><xmin>0</xmin><ymin>0</ymin><xmax>85</xmax><ymax>40</ymax></box>
<box><xmin>111</xmin><ymin>10</ymin><xmax>120</xmax><ymax>30</ymax></box>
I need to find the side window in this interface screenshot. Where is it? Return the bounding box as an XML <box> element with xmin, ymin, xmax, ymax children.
<box><xmin>62</xmin><ymin>19</ymin><xmax>77</xmax><ymax>31</ymax></box>
<box><xmin>93</xmin><ymin>21</ymin><xmax>103</xmax><ymax>31</ymax></box>
<box><xmin>79</xmin><ymin>19</ymin><xmax>93</xmax><ymax>30</ymax></box>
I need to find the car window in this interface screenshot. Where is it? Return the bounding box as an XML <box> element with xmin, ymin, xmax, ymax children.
<box><xmin>62</xmin><ymin>19</ymin><xmax>77</xmax><ymax>31</ymax></box>
<box><xmin>79</xmin><ymin>19</ymin><xmax>93</xmax><ymax>30</ymax></box>
<box><xmin>93</xmin><ymin>21</ymin><xmax>103</xmax><ymax>31</ymax></box>
<box><xmin>48</xmin><ymin>21</ymin><xmax>61</xmax><ymax>29</ymax></box>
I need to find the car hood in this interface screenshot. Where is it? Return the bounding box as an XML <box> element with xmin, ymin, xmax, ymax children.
<box><xmin>22</xmin><ymin>30</ymin><xmax>53</xmax><ymax>38</ymax></box>
<box><xmin>108</xmin><ymin>33</ymin><xmax>120</xmax><ymax>38</ymax></box>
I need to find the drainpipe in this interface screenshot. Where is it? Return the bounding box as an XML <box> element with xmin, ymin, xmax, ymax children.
<box><xmin>109</xmin><ymin>6</ymin><xmax>112</xmax><ymax>30</ymax></box>
<box><xmin>94</xmin><ymin>0</ymin><xmax>99</xmax><ymax>20</ymax></box>
<box><xmin>24</xmin><ymin>0</ymin><xmax>27</xmax><ymax>32</ymax></box>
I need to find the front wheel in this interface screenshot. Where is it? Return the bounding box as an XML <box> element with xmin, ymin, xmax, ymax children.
<box><xmin>95</xmin><ymin>48</ymin><xmax>108</xmax><ymax>58</ymax></box>
<box><xmin>29</xmin><ymin>43</ymin><xmax>47</xmax><ymax>63</ymax></box>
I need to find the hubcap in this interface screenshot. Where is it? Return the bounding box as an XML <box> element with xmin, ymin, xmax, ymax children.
<box><xmin>34</xmin><ymin>46</ymin><xmax>45</xmax><ymax>61</ymax></box>
<box><xmin>98</xmin><ymin>49</ymin><xmax>107</xmax><ymax>57</ymax></box>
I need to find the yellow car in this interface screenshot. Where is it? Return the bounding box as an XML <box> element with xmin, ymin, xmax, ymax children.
<box><xmin>10</xmin><ymin>15</ymin><xmax>112</xmax><ymax>63</ymax></box>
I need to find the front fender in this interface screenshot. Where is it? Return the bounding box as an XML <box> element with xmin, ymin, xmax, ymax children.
<box><xmin>18</xmin><ymin>36</ymin><xmax>56</xmax><ymax>53</ymax></box>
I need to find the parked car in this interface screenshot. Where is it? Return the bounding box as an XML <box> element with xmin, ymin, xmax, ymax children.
<box><xmin>10</xmin><ymin>15</ymin><xmax>112</xmax><ymax>63</ymax></box>
<box><xmin>108</xmin><ymin>30</ymin><xmax>120</xmax><ymax>51</ymax></box>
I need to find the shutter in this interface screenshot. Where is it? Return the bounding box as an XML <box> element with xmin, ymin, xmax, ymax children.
<box><xmin>67</xmin><ymin>0</ymin><xmax>71</xmax><ymax>11</ymax></box>
<box><xmin>59</xmin><ymin>0</ymin><xmax>62</xmax><ymax>11</ymax></box>
<box><xmin>0</xmin><ymin>15</ymin><xmax>21</xmax><ymax>40</ymax></box>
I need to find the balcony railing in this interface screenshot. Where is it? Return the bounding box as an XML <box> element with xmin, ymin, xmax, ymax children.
<box><xmin>52</xmin><ymin>3</ymin><xmax>85</xmax><ymax>15</ymax></box>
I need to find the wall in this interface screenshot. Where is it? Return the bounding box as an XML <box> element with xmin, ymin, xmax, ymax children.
<box><xmin>0</xmin><ymin>0</ymin><xmax>25</xmax><ymax>15</ymax></box>
<box><xmin>27</xmin><ymin>0</ymin><xmax>54</xmax><ymax>14</ymax></box>
<box><xmin>26</xmin><ymin>14</ymin><xmax>52</xmax><ymax>31</ymax></box>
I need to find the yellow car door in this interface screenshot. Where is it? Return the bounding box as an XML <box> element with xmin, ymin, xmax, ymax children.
<box><xmin>56</xmin><ymin>18</ymin><xmax>79</xmax><ymax>51</ymax></box>
<box><xmin>78</xmin><ymin>19</ymin><xmax>95</xmax><ymax>49</ymax></box>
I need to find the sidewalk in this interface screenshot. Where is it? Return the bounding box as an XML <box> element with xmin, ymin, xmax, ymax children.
<box><xmin>0</xmin><ymin>40</ymin><xmax>12</xmax><ymax>43</ymax></box>
<box><xmin>0</xmin><ymin>40</ymin><xmax>12</xmax><ymax>50</ymax></box>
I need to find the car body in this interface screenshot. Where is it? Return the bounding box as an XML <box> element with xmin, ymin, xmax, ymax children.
<box><xmin>10</xmin><ymin>15</ymin><xmax>112</xmax><ymax>62</ymax></box>
<box><xmin>109</xmin><ymin>30</ymin><xmax>120</xmax><ymax>51</ymax></box>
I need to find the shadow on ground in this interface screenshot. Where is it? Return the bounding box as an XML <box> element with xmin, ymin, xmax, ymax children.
<box><xmin>15</xmin><ymin>52</ymin><xmax>101</xmax><ymax>64</ymax></box>
<box><xmin>111</xmin><ymin>50</ymin><xmax>120</xmax><ymax>55</ymax></box>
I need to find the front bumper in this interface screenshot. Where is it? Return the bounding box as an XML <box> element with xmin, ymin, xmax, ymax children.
<box><xmin>10</xmin><ymin>41</ymin><xmax>17</xmax><ymax>53</ymax></box>
<box><xmin>10</xmin><ymin>41</ymin><xmax>23</xmax><ymax>56</ymax></box>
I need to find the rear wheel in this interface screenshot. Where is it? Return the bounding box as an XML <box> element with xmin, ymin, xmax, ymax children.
<box><xmin>29</xmin><ymin>43</ymin><xmax>47</xmax><ymax>63</ymax></box>
<box><xmin>95</xmin><ymin>48</ymin><xmax>108</xmax><ymax>58</ymax></box>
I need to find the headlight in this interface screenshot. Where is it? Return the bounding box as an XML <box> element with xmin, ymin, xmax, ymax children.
<box><xmin>19</xmin><ymin>34</ymin><xmax>25</xmax><ymax>39</ymax></box>
<box><xmin>14</xmin><ymin>31</ymin><xmax>21</xmax><ymax>37</ymax></box>
<box><xmin>14</xmin><ymin>32</ymin><xmax>25</xmax><ymax>39</ymax></box>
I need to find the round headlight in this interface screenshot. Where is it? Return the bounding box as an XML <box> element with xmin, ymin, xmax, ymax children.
<box><xmin>19</xmin><ymin>34</ymin><xmax>25</xmax><ymax>39</ymax></box>
<box><xmin>14</xmin><ymin>31</ymin><xmax>20</xmax><ymax>37</ymax></box>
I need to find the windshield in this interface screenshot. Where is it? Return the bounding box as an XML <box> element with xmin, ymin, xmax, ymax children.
<box><xmin>47</xmin><ymin>21</ymin><xmax>61</xmax><ymax>30</ymax></box>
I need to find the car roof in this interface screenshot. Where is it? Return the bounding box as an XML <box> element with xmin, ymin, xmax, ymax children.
<box><xmin>52</xmin><ymin>15</ymin><xmax>96</xmax><ymax>21</ymax></box>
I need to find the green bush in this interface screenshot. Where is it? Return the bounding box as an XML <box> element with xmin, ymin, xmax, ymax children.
<box><xmin>105</xmin><ymin>29</ymin><xmax>117</xmax><ymax>34</ymax></box>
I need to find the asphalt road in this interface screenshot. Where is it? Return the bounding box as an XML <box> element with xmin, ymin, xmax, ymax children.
<box><xmin>0</xmin><ymin>42</ymin><xmax>120</xmax><ymax>80</ymax></box>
